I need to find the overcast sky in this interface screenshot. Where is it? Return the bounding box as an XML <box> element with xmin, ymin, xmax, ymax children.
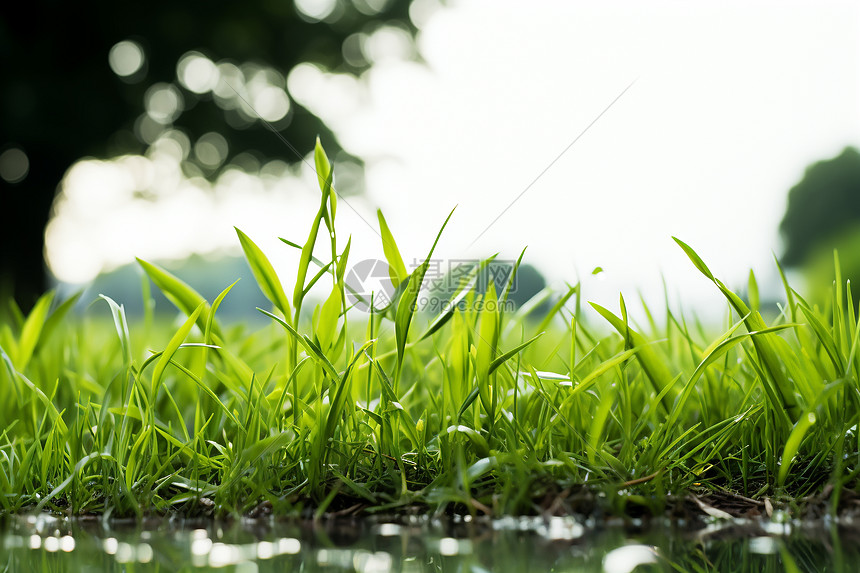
<box><xmin>48</xmin><ymin>0</ymin><xmax>860</xmax><ymax>320</ymax></box>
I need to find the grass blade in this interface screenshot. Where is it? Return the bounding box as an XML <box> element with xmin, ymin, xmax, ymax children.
<box><xmin>151</xmin><ymin>302</ymin><xmax>205</xmax><ymax>397</ymax></box>
<box><xmin>377</xmin><ymin>209</ymin><xmax>408</xmax><ymax>287</ymax></box>
<box><xmin>235</xmin><ymin>227</ymin><xmax>292</xmax><ymax>321</ymax></box>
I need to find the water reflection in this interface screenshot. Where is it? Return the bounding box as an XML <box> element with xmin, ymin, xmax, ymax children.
<box><xmin>1</xmin><ymin>513</ymin><xmax>859</xmax><ymax>572</ymax></box>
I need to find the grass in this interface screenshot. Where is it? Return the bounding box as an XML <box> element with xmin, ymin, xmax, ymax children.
<box><xmin>2</xmin><ymin>139</ymin><xmax>859</xmax><ymax>519</ymax></box>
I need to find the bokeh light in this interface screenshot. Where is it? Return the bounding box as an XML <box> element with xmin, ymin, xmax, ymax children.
<box><xmin>294</xmin><ymin>0</ymin><xmax>337</xmax><ymax>22</ymax></box>
<box><xmin>362</xmin><ymin>25</ymin><xmax>414</xmax><ymax>63</ymax></box>
<box><xmin>177</xmin><ymin>51</ymin><xmax>220</xmax><ymax>94</ymax></box>
<box><xmin>108</xmin><ymin>40</ymin><xmax>145</xmax><ymax>78</ymax></box>
<box><xmin>41</xmin><ymin>0</ymin><xmax>860</xmax><ymax>317</ymax></box>
<box><xmin>144</xmin><ymin>83</ymin><xmax>184</xmax><ymax>124</ymax></box>
<box><xmin>408</xmin><ymin>0</ymin><xmax>443</xmax><ymax>28</ymax></box>
<box><xmin>0</xmin><ymin>147</ymin><xmax>30</xmax><ymax>184</ymax></box>
<box><xmin>194</xmin><ymin>132</ymin><xmax>229</xmax><ymax>168</ymax></box>
<box><xmin>342</xmin><ymin>33</ymin><xmax>367</xmax><ymax>68</ymax></box>
<box><xmin>353</xmin><ymin>0</ymin><xmax>391</xmax><ymax>16</ymax></box>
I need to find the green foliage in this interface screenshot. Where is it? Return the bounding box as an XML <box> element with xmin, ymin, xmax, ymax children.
<box><xmin>3</xmin><ymin>0</ymin><xmax>419</xmax><ymax>309</ymax></box>
<box><xmin>3</xmin><ymin>143</ymin><xmax>860</xmax><ymax>519</ymax></box>
<box><xmin>780</xmin><ymin>147</ymin><xmax>860</xmax><ymax>306</ymax></box>
<box><xmin>781</xmin><ymin>147</ymin><xmax>860</xmax><ymax>266</ymax></box>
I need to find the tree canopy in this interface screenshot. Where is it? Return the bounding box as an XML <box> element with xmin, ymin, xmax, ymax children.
<box><xmin>0</xmin><ymin>0</ymin><xmax>415</xmax><ymax>310</ymax></box>
<box><xmin>780</xmin><ymin>147</ymin><xmax>860</xmax><ymax>267</ymax></box>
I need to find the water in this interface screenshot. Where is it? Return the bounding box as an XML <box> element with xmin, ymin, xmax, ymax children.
<box><xmin>1</xmin><ymin>512</ymin><xmax>858</xmax><ymax>572</ymax></box>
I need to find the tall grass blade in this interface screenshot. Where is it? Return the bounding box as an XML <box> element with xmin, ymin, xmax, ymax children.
<box><xmin>151</xmin><ymin>302</ymin><xmax>205</xmax><ymax>397</ymax></box>
<box><xmin>235</xmin><ymin>227</ymin><xmax>292</xmax><ymax>321</ymax></box>
<box><xmin>589</xmin><ymin>302</ymin><xmax>673</xmax><ymax>412</ymax></box>
<box><xmin>14</xmin><ymin>291</ymin><xmax>54</xmax><ymax>371</ymax></box>
<box><xmin>673</xmin><ymin>237</ymin><xmax>801</xmax><ymax>423</ymax></box>
<box><xmin>377</xmin><ymin>209</ymin><xmax>408</xmax><ymax>287</ymax></box>
<box><xmin>138</xmin><ymin>258</ymin><xmax>212</xmax><ymax>332</ymax></box>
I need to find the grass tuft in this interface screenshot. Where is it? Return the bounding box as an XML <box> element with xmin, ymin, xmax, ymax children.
<box><xmin>1</xmin><ymin>143</ymin><xmax>858</xmax><ymax>519</ymax></box>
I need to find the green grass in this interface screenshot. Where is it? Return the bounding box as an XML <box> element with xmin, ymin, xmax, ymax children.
<box><xmin>2</xmin><ymin>139</ymin><xmax>859</xmax><ymax>519</ymax></box>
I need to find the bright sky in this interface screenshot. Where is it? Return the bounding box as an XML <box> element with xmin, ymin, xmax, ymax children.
<box><xmin>47</xmin><ymin>0</ymin><xmax>860</xmax><ymax>320</ymax></box>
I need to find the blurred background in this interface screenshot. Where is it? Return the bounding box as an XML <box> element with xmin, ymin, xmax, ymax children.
<box><xmin>2</xmin><ymin>0</ymin><xmax>860</xmax><ymax>322</ymax></box>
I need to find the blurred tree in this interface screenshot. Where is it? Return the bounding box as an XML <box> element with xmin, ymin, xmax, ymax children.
<box><xmin>780</xmin><ymin>147</ymin><xmax>860</xmax><ymax>266</ymax></box>
<box><xmin>0</xmin><ymin>0</ymin><xmax>414</xmax><ymax>311</ymax></box>
<box><xmin>780</xmin><ymin>147</ymin><xmax>860</xmax><ymax>301</ymax></box>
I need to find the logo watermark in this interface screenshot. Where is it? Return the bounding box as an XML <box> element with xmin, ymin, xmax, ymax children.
<box><xmin>344</xmin><ymin>258</ymin><xmax>519</xmax><ymax>314</ymax></box>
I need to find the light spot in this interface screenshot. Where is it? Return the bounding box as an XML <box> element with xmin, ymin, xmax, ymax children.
<box><xmin>276</xmin><ymin>537</ymin><xmax>301</xmax><ymax>555</ymax></box>
<box><xmin>375</xmin><ymin>523</ymin><xmax>402</xmax><ymax>537</ymax></box>
<box><xmin>59</xmin><ymin>536</ymin><xmax>75</xmax><ymax>552</ymax></box>
<box><xmin>103</xmin><ymin>537</ymin><xmax>118</xmax><ymax>554</ymax></box>
<box><xmin>28</xmin><ymin>535</ymin><xmax>41</xmax><ymax>550</ymax></box>
<box><xmin>108</xmin><ymin>40</ymin><xmax>145</xmax><ymax>78</ymax></box>
<box><xmin>178</xmin><ymin>52</ymin><xmax>220</xmax><ymax>94</ymax></box>
<box><xmin>195</xmin><ymin>132</ymin><xmax>229</xmax><ymax>168</ymax></box>
<box><xmin>0</xmin><ymin>147</ymin><xmax>29</xmax><ymax>183</ymax></box>
<box><xmin>191</xmin><ymin>537</ymin><xmax>213</xmax><ymax>555</ymax></box>
<box><xmin>409</xmin><ymin>0</ymin><xmax>443</xmax><ymax>28</ymax></box>
<box><xmin>209</xmin><ymin>542</ymin><xmax>241</xmax><ymax>567</ymax></box>
<box><xmin>354</xmin><ymin>550</ymin><xmax>393</xmax><ymax>573</ymax></box>
<box><xmin>603</xmin><ymin>545</ymin><xmax>659</xmax><ymax>573</ymax></box>
<box><xmin>256</xmin><ymin>541</ymin><xmax>274</xmax><ymax>559</ymax></box>
<box><xmin>294</xmin><ymin>0</ymin><xmax>336</xmax><ymax>21</ymax></box>
<box><xmin>115</xmin><ymin>542</ymin><xmax>135</xmax><ymax>563</ymax></box>
<box><xmin>342</xmin><ymin>33</ymin><xmax>367</xmax><ymax>67</ymax></box>
<box><xmin>213</xmin><ymin>62</ymin><xmax>245</xmax><ymax>104</ymax></box>
<box><xmin>134</xmin><ymin>113</ymin><xmax>165</xmax><ymax>144</ymax></box>
<box><xmin>252</xmin><ymin>86</ymin><xmax>290</xmax><ymax>122</ymax></box>
<box><xmin>353</xmin><ymin>0</ymin><xmax>390</xmax><ymax>16</ymax></box>
<box><xmin>363</xmin><ymin>26</ymin><xmax>414</xmax><ymax>63</ymax></box>
<box><xmin>749</xmin><ymin>537</ymin><xmax>778</xmax><ymax>554</ymax></box>
<box><xmin>538</xmin><ymin>516</ymin><xmax>584</xmax><ymax>540</ymax></box>
<box><xmin>438</xmin><ymin>537</ymin><xmax>459</xmax><ymax>556</ymax></box>
<box><xmin>145</xmin><ymin>83</ymin><xmax>184</xmax><ymax>124</ymax></box>
<box><xmin>43</xmin><ymin>537</ymin><xmax>60</xmax><ymax>552</ymax></box>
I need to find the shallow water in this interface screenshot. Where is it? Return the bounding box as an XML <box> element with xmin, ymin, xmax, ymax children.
<box><xmin>1</xmin><ymin>513</ymin><xmax>858</xmax><ymax>572</ymax></box>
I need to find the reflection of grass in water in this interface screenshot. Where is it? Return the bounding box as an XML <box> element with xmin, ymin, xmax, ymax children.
<box><xmin>2</xmin><ymin>515</ymin><xmax>855</xmax><ymax>572</ymax></box>
<box><xmin>2</xmin><ymin>140</ymin><xmax>860</xmax><ymax>520</ymax></box>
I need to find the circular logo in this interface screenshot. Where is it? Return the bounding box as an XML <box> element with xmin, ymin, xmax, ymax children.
<box><xmin>344</xmin><ymin>259</ymin><xmax>396</xmax><ymax>312</ymax></box>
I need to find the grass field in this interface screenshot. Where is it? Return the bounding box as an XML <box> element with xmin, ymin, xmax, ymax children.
<box><xmin>1</xmin><ymin>141</ymin><xmax>858</xmax><ymax>519</ymax></box>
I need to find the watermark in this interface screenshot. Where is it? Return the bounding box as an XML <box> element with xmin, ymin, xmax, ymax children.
<box><xmin>343</xmin><ymin>259</ymin><xmax>398</xmax><ymax>312</ymax></box>
<box><xmin>344</xmin><ymin>258</ymin><xmax>519</xmax><ymax>314</ymax></box>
